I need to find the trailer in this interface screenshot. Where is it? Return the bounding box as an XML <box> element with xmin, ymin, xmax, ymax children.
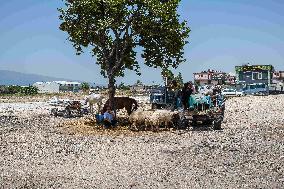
<box><xmin>50</xmin><ymin>100</ymin><xmax>87</xmax><ymax>118</ymax></box>
<box><xmin>179</xmin><ymin>93</ymin><xmax>225</xmax><ymax>130</ymax></box>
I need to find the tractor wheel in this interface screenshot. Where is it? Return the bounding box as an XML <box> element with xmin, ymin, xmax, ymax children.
<box><xmin>152</xmin><ymin>103</ymin><xmax>158</xmax><ymax>109</ymax></box>
<box><xmin>178</xmin><ymin>118</ymin><xmax>189</xmax><ymax>130</ymax></box>
<box><xmin>212</xmin><ymin>119</ymin><xmax>222</xmax><ymax>130</ymax></box>
<box><xmin>63</xmin><ymin>108</ymin><xmax>71</xmax><ymax>118</ymax></box>
<box><xmin>51</xmin><ymin>108</ymin><xmax>58</xmax><ymax>117</ymax></box>
<box><xmin>191</xmin><ymin>120</ymin><xmax>197</xmax><ymax>126</ymax></box>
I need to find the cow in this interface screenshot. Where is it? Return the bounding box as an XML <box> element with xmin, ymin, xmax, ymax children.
<box><xmin>102</xmin><ymin>97</ymin><xmax>138</xmax><ymax>115</ymax></box>
<box><xmin>84</xmin><ymin>93</ymin><xmax>104</xmax><ymax>114</ymax></box>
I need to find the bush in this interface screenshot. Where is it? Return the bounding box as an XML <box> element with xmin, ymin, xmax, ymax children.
<box><xmin>20</xmin><ymin>86</ymin><xmax>38</xmax><ymax>95</ymax></box>
<box><xmin>81</xmin><ymin>82</ymin><xmax>90</xmax><ymax>92</ymax></box>
<box><xmin>0</xmin><ymin>85</ymin><xmax>38</xmax><ymax>95</ymax></box>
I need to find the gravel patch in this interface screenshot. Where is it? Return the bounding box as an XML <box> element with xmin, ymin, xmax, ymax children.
<box><xmin>0</xmin><ymin>95</ymin><xmax>284</xmax><ymax>188</ymax></box>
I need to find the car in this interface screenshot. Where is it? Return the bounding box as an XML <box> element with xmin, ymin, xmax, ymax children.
<box><xmin>243</xmin><ymin>83</ymin><xmax>269</xmax><ymax>96</ymax></box>
<box><xmin>221</xmin><ymin>88</ymin><xmax>245</xmax><ymax>97</ymax></box>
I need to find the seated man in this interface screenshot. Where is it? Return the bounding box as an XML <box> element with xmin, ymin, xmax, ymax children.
<box><xmin>103</xmin><ymin>106</ymin><xmax>117</xmax><ymax>129</ymax></box>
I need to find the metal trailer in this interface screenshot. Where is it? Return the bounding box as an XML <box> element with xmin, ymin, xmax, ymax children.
<box><xmin>51</xmin><ymin>100</ymin><xmax>87</xmax><ymax>118</ymax></box>
<box><xmin>178</xmin><ymin>94</ymin><xmax>226</xmax><ymax>130</ymax></box>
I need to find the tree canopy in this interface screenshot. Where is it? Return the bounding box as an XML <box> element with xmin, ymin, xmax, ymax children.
<box><xmin>161</xmin><ymin>68</ymin><xmax>184</xmax><ymax>90</ymax></box>
<box><xmin>59</xmin><ymin>0</ymin><xmax>190</xmax><ymax>107</ymax></box>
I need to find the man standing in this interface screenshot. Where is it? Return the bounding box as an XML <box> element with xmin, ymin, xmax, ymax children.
<box><xmin>181</xmin><ymin>82</ymin><xmax>193</xmax><ymax>110</ymax></box>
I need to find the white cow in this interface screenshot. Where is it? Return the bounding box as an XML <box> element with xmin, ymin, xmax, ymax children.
<box><xmin>84</xmin><ymin>93</ymin><xmax>104</xmax><ymax>114</ymax></box>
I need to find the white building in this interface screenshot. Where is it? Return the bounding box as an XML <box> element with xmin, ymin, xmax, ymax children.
<box><xmin>33</xmin><ymin>81</ymin><xmax>81</xmax><ymax>93</ymax></box>
<box><xmin>55</xmin><ymin>81</ymin><xmax>81</xmax><ymax>92</ymax></box>
<box><xmin>33</xmin><ymin>82</ymin><xmax>60</xmax><ymax>93</ymax></box>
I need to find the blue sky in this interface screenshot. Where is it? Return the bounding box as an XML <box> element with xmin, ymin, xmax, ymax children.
<box><xmin>0</xmin><ymin>0</ymin><xmax>284</xmax><ymax>85</ymax></box>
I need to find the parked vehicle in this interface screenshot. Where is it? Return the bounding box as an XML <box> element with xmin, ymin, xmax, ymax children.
<box><xmin>269</xmin><ymin>84</ymin><xmax>284</xmax><ymax>95</ymax></box>
<box><xmin>179</xmin><ymin>93</ymin><xmax>226</xmax><ymax>130</ymax></box>
<box><xmin>150</xmin><ymin>91</ymin><xmax>176</xmax><ymax>109</ymax></box>
<box><xmin>221</xmin><ymin>88</ymin><xmax>245</xmax><ymax>96</ymax></box>
<box><xmin>243</xmin><ymin>83</ymin><xmax>269</xmax><ymax>96</ymax></box>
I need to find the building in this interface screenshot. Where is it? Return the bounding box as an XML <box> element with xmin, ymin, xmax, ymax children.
<box><xmin>235</xmin><ymin>64</ymin><xmax>274</xmax><ymax>94</ymax></box>
<box><xmin>33</xmin><ymin>81</ymin><xmax>81</xmax><ymax>93</ymax></box>
<box><xmin>225</xmin><ymin>73</ymin><xmax>236</xmax><ymax>85</ymax></box>
<box><xmin>33</xmin><ymin>82</ymin><xmax>60</xmax><ymax>93</ymax></box>
<box><xmin>272</xmin><ymin>71</ymin><xmax>284</xmax><ymax>84</ymax></box>
<box><xmin>193</xmin><ymin>71</ymin><xmax>212</xmax><ymax>86</ymax></box>
<box><xmin>235</xmin><ymin>64</ymin><xmax>274</xmax><ymax>85</ymax></box>
<box><xmin>194</xmin><ymin>69</ymin><xmax>235</xmax><ymax>86</ymax></box>
<box><xmin>211</xmin><ymin>72</ymin><xmax>227</xmax><ymax>85</ymax></box>
<box><xmin>56</xmin><ymin>81</ymin><xmax>81</xmax><ymax>92</ymax></box>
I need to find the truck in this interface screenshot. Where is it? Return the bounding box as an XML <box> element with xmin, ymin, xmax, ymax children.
<box><xmin>149</xmin><ymin>87</ymin><xmax>177</xmax><ymax>109</ymax></box>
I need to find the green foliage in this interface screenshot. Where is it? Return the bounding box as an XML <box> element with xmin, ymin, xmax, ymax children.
<box><xmin>175</xmin><ymin>72</ymin><xmax>184</xmax><ymax>89</ymax></box>
<box><xmin>58</xmin><ymin>0</ymin><xmax>190</xmax><ymax>105</ymax></box>
<box><xmin>136</xmin><ymin>80</ymin><xmax>143</xmax><ymax>85</ymax></box>
<box><xmin>161</xmin><ymin>68</ymin><xmax>175</xmax><ymax>81</ymax></box>
<box><xmin>81</xmin><ymin>82</ymin><xmax>90</xmax><ymax>91</ymax></box>
<box><xmin>161</xmin><ymin>68</ymin><xmax>183</xmax><ymax>89</ymax></box>
<box><xmin>0</xmin><ymin>85</ymin><xmax>38</xmax><ymax>95</ymax></box>
<box><xmin>20</xmin><ymin>86</ymin><xmax>39</xmax><ymax>95</ymax></box>
<box><xmin>7</xmin><ymin>85</ymin><xmax>22</xmax><ymax>94</ymax></box>
<box><xmin>118</xmin><ymin>82</ymin><xmax>130</xmax><ymax>90</ymax></box>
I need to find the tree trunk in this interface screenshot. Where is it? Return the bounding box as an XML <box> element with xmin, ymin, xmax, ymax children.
<box><xmin>108</xmin><ymin>75</ymin><xmax>116</xmax><ymax>112</ymax></box>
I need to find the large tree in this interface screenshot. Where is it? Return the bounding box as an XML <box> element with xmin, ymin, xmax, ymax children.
<box><xmin>59</xmin><ymin>0</ymin><xmax>190</xmax><ymax>108</ymax></box>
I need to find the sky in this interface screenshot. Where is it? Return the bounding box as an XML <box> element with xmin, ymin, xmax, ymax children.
<box><xmin>0</xmin><ymin>0</ymin><xmax>284</xmax><ymax>85</ymax></box>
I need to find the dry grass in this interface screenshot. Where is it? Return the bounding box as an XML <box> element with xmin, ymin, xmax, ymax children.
<box><xmin>59</xmin><ymin>116</ymin><xmax>161</xmax><ymax>137</ymax></box>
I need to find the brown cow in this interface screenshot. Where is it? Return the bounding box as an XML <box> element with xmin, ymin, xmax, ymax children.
<box><xmin>103</xmin><ymin>97</ymin><xmax>138</xmax><ymax>115</ymax></box>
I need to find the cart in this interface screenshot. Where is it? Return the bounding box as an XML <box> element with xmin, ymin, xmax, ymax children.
<box><xmin>51</xmin><ymin>100</ymin><xmax>87</xmax><ymax>118</ymax></box>
<box><xmin>179</xmin><ymin>93</ymin><xmax>225</xmax><ymax>130</ymax></box>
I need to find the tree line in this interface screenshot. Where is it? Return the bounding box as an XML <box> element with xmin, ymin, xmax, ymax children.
<box><xmin>0</xmin><ymin>85</ymin><xmax>38</xmax><ymax>95</ymax></box>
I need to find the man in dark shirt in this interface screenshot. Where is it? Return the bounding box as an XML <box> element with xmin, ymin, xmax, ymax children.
<box><xmin>181</xmin><ymin>82</ymin><xmax>193</xmax><ymax>110</ymax></box>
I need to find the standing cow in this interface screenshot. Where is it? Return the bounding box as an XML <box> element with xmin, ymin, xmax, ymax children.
<box><xmin>102</xmin><ymin>97</ymin><xmax>138</xmax><ymax>115</ymax></box>
<box><xmin>84</xmin><ymin>93</ymin><xmax>104</xmax><ymax>114</ymax></box>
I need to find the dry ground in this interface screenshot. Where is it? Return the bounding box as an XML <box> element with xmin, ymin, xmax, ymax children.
<box><xmin>0</xmin><ymin>95</ymin><xmax>284</xmax><ymax>189</ymax></box>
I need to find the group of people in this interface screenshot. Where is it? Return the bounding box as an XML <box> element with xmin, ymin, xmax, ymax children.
<box><xmin>177</xmin><ymin>83</ymin><xmax>223</xmax><ymax>110</ymax></box>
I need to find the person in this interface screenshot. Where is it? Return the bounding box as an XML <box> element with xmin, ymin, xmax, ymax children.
<box><xmin>187</xmin><ymin>82</ymin><xmax>194</xmax><ymax>109</ymax></box>
<box><xmin>175</xmin><ymin>90</ymin><xmax>182</xmax><ymax>109</ymax></box>
<box><xmin>103</xmin><ymin>106</ymin><xmax>117</xmax><ymax>129</ymax></box>
<box><xmin>181</xmin><ymin>82</ymin><xmax>193</xmax><ymax>110</ymax></box>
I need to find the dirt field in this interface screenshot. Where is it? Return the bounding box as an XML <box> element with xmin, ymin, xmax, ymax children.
<box><xmin>0</xmin><ymin>95</ymin><xmax>283</xmax><ymax>189</ymax></box>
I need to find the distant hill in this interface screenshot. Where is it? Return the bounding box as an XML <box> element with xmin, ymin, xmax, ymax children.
<box><xmin>0</xmin><ymin>70</ymin><xmax>81</xmax><ymax>86</ymax></box>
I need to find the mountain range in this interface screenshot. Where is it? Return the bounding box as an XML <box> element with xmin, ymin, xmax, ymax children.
<box><xmin>0</xmin><ymin>70</ymin><xmax>87</xmax><ymax>86</ymax></box>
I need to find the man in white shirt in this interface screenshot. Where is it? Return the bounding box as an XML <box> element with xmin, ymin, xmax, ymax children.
<box><xmin>103</xmin><ymin>106</ymin><xmax>117</xmax><ymax>129</ymax></box>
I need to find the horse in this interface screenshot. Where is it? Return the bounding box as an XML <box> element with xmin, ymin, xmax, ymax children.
<box><xmin>102</xmin><ymin>97</ymin><xmax>138</xmax><ymax>115</ymax></box>
<box><xmin>84</xmin><ymin>93</ymin><xmax>104</xmax><ymax>114</ymax></box>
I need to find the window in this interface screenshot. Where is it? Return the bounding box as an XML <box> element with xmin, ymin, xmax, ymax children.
<box><xmin>239</xmin><ymin>72</ymin><xmax>244</xmax><ymax>81</ymax></box>
<box><xmin>252</xmin><ymin>72</ymin><xmax>263</xmax><ymax>80</ymax></box>
<box><xmin>252</xmin><ymin>72</ymin><xmax>258</xmax><ymax>80</ymax></box>
<box><xmin>258</xmin><ymin>72</ymin><xmax>262</xmax><ymax>80</ymax></box>
<box><xmin>262</xmin><ymin>72</ymin><xmax>268</xmax><ymax>79</ymax></box>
